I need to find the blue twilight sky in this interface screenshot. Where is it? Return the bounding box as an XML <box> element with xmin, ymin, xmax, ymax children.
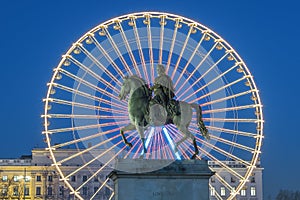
<box><xmin>0</xmin><ymin>0</ymin><xmax>299</xmax><ymax>198</ymax></box>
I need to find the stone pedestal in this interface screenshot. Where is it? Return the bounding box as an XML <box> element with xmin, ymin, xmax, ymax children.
<box><xmin>108</xmin><ymin>159</ymin><xmax>214</xmax><ymax>200</ymax></box>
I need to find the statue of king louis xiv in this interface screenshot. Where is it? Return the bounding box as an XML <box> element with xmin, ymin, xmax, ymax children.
<box><xmin>150</xmin><ymin>64</ymin><xmax>180</xmax><ymax>120</ymax></box>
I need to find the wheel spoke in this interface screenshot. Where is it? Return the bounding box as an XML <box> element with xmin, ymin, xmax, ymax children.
<box><xmin>45</xmin><ymin>114</ymin><xmax>128</xmax><ymax>120</ymax></box>
<box><xmin>196</xmin><ymin>137</ymin><xmax>251</xmax><ymax>167</ymax></box>
<box><xmin>115</xmin><ymin>20</ymin><xmax>142</xmax><ymax>77</ymax></box>
<box><xmin>49</xmin><ymin>82</ymin><xmax>127</xmax><ymax>109</ymax></box>
<box><xmin>202</xmin><ymin>104</ymin><xmax>262</xmax><ymax>114</ymax></box>
<box><xmin>171</xmin><ymin>24</ymin><xmax>194</xmax><ymax>79</ymax></box>
<box><xmin>205</xmin><ymin>125</ymin><xmax>257</xmax><ymax>138</ymax></box>
<box><xmin>67</xmin><ymin>55</ymin><xmax>121</xmax><ymax>94</ymax></box>
<box><xmin>51</xmin><ymin>127</ymin><xmax>122</xmax><ymax>149</ymax></box>
<box><xmin>73</xmin><ymin>132</ymin><xmax>136</xmax><ymax>191</ymax></box>
<box><xmin>174</xmin><ymin>33</ymin><xmax>213</xmax><ymax>89</ymax></box>
<box><xmin>176</xmin><ymin>52</ymin><xmax>229</xmax><ymax>99</ymax></box>
<box><xmin>159</xmin><ymin>14</ymin><xmax>166</xmax><ymax>64</ymax></box>
<box><xmin>56</xmin><ymin>133</ymin><xmax>121</xmax><ymax>165</ymax></box>
<box><xmin>166</xmin><ymin>18</ymin><xmax>181</xmax><ymax>73</ymax></box>
<box><xmin>131</xmin><ymin>17</ymin><xmax>150</xmax><ymax>83</ymax></box>
<box><xmin>200</xmin><ymin>89</ymin><xmax>257</xmax><ymax>107</ymax></box>
<box><xmin>56</xmin><ymin>68</ymin><xmax>123</xmax><ymax>103</ymax></box>
<box><xmin>45</xmin><ymin>98</ymin><xmax>127</xmax><ymax>115</ymax></box>
<box><xmin>145</xmin><ymin>14</ymin><xmax>155</xmax><ymax>82</ymax></box>
<box><xmin>90</xmin><ymin>178</ymin><xmax>109</xmax><ymax>199</ymax></box>
<box><xmin>77</xmin><ymin>44</ymin><xmax>122</xmax><ymax>86</ymax></box>
<box><xmin>90</xmin><ymin>34</ymin><xmax>130</xmax><ymax>77</ymax></box>
<box><xmin>203</xmin><ymin>117</ymin><xmax>261</xmax><ymax>123</ymax></box>
<box><xmin>197</xmin><ymin>145</ymin><xmax>244</xmax><ymax>180</ymax></box>
<box><xmin>190</xmin><ymin>75</ymin><xmax>251</xmax><ymax>103</ymax></box>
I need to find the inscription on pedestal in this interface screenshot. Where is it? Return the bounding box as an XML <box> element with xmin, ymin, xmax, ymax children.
<box><xmin>109</xmin><ymin>159</ymin><xmax>214</xmax><ymax>200</ymax></box>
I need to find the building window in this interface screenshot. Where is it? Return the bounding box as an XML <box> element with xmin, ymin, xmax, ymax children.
<box><xmin>82</xmin><ymin>187</ymin><xmax>88</xmax><ymax>195</ymax></box>
<box><xmin>210</xmin><ymin>176</ymin><xmax>215</xmax><ymax>183</ymax></box>
<box><xmin>59</xmin><ymin>186</ymin><xmax>64</xmax><ymax>196</ymax></box>
<box><xmin>13</xmin><ymin>176</ymin><xmax>19</xmax><ymax>182</ymax></box>
<box><xmin>94</xmin><ymin>176</ymin><xmax>99</xmax><ymax>182</ymax></box>
<box><xmin>250</xmin><ymin>187</ymin><xmax>256</xmax><ymax>196</ymax></box>
<box><xmin>25</xmin><ymin>176</ymin><xmax>31</xmax><ymax>182</ymax></box>
<box><xmin>2</xmin><ymin>175</ymin><xmax>8</xmax><ymax>182</ymax></box>
<box><xmin>48</xmin><ymin>186</ymin><xmax>53</xmax><ymax>196</ymax></box>
<box><xmin>2</xmin><ymin>187</ymin><xmax>7</xmax><ymax>196</ymax></box>
<box><xmin>82</xmin><ymin>175</ymin><xmax>88</xmax><ymax>182</ymax></box>
<box><xmin>99</xmin><ymin>174</ymin><xmax>104</xmax><ymax>179</ymax></box>
<box><xmin>241</xmin><ymin>189</ymin><xmax>246</xmax><ymax>196</ymax></box>
<box><xmin>36</xmin><ymin>186</ymin><xmax>41</xmax><ymax>195</ymax></box>
<box><xmin>25</xmin><ymin>187</ymin><xmax>30</xmax><ymax>196</ymax></box>
<box><xmin>251</xmin><ymin>176</ymin><xmax>256</xmax><ymax>183</ymax></box>
<box><xmin>13</xmin><ymin>186</ymin><xmax>19</xmax><ymax>196</ymax></box>
<box><xmin>231</xmin><ymin>176</ymin><xmax>236</xmax><ymax>183</ymax></box>
<box><xmin>105</xmin><ymin>187</ymin><xmax>111</xmax><ymax>195</ymax></box>
<box><xmin>221</xmin><ymin>187</ymin><xmax>226</xmax><ymax>196</ymax></box>
<box><xmin>36</xmin><ymin>175</ymin><xmax>41</xmax><ymax>182</ymax></box>
<box><xmin>48</xmin><ymin>175</ymin><xmax>53</xmax><ymax>182</ymax></box>
<box><xmin>71</xmin><ymin>175</ymin><xmax>76</xmax><ymax>182</ymax></box>
<box><xmin>210</xmin><ymin>186</ymin><xmax>215</xmax><ymax>196</ymax></box>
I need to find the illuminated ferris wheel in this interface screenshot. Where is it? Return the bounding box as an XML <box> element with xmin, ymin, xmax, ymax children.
<box><xmin>43</xmin><ymin>12</ymin><xmax>264</xmax><ymax>200</ymax></box>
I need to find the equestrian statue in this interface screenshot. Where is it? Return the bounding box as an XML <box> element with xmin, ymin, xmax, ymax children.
<box><xmin>118</xmin><ymin>64</ymin><xmax>209</xmax><ymax>159</ymax></box>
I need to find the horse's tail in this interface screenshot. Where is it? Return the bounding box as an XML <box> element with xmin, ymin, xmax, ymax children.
<box><xmin>190</xmin><ymin>103</ymin><xmax>210</xmax><ymax>140</ymax></box>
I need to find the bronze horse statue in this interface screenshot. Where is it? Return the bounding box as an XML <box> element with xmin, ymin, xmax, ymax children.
<box><xmin>118</xmin><ymin>75</ymin><xmax>209</xmax><ymax>159</ymax></box>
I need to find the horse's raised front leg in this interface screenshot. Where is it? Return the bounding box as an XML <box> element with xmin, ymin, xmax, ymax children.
<box><xmin>120</xmin><ymin>123</ymin><xmax>136</xmax><ymax>148</ymax></box>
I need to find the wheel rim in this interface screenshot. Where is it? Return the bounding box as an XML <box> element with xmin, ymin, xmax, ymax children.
<box><xmin>43</xmin><ymin>12</ymin><xmax>264</xmax><ymax>200</ymax></box>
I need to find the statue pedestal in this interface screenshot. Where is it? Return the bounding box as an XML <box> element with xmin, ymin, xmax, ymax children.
<box><xmin>109</xmin><ymin>159</ymin><xmax>214</xmax><ymax>200</ymax></box>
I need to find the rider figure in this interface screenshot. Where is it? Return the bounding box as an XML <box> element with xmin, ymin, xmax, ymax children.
<box><xmin>150</xmin><ymin>64</ymin><xmax>180</xmax><ymax>117</ymax></box>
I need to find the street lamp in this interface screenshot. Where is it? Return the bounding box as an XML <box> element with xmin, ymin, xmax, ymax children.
<box><xmin>19</xmin><ymin>168</ymin><xmax>30</xmax><ymax>200</ymax></box>
<box><xmin>23</xmin><ymin>168</ymin><xmax>26</xmax><ymax>200</ymax></box>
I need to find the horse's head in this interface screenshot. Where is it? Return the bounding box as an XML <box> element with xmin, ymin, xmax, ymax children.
<box><xmin>119</xmin><ymin>76</ymin><xmax>131</xmax><ymax>100</ymax></box>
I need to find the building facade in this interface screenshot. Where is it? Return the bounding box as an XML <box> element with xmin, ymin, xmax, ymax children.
<box><xmin>0</xmin><ymin>149</ymin><xmax>262</xmax><ymax>200</ymax></box>
<box><xmin>209</xmin><ymin>160</ymin><xmax>263</xmax><ymax>200</ymax></box>
<box><xmin>0</xmin><ymin>149</ymin><xmax>113</xmax><ymax>200</ymax></box>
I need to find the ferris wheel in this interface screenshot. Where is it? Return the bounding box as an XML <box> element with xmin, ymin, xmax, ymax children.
<box><xmin>43</xmin><ymin>12</ymin><xmax>264</xmax><ymax>200</ymax></box>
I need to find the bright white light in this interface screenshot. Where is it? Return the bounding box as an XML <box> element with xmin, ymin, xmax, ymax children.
<box><xmin>145</xmin><ymin>127</ymin><xmax>155</xmax><ymax>148</ymax></box>
<box><xmin>163</xmin><ymin>127</ymin><xmax>181</xmax><ymax>160</ymax></box>
<box><xmin>141</xmin><ymin>127</ymin><xmax>155</xmax><ymax>154</ymax></box>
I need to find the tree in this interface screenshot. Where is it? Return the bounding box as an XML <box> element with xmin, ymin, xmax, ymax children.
<box><xmin>276</xmin><ymin>189</ymin><xmax>300</xmax><ymax>200</ymax></box>
<box><xmin>0</xmin><ymin>176</ymin><xmax>24</xmax><ymax>200</ymax></box>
